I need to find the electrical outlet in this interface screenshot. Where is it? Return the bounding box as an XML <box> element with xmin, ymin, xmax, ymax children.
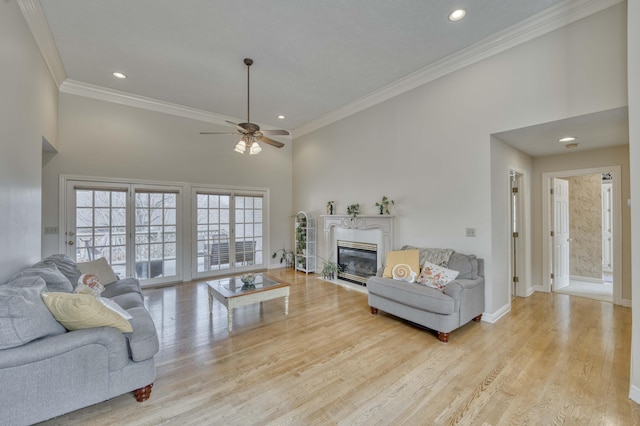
<box><xmin>466</xmin><ymin>228</ymin><xmax>476</xmax><ymax>237</ymax></box>
<box><xmin>44</xmin><ymin>227</ymin><xmax>58</xmax><ymax>235</ymax></box>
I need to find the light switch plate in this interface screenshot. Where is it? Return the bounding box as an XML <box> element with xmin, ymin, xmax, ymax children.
<box><xmin>44</xmin><ymin>227</ymin><xmax>58</xmax><ymax>235</ymax></box>
<box><xmin>466</xmin><ymin>228</ymin><xmax>476</xmax><ymax>237</ymax></box>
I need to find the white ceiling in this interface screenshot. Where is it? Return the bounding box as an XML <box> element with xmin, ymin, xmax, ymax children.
<box><xmin>28</xmin><ymin>0</ymin><xmax>628</xmax><ymax>155</ymax></box>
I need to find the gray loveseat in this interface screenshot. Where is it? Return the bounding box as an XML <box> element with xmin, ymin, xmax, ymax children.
<box><xmin>0</xmin><ymin>255</ymin><xmax>159</xmax><ymax>425</ymax></box>
<box><xmin>367</xmin><ymin>248</ymin><xmax>485</xmax><ymax>342</ymax></box>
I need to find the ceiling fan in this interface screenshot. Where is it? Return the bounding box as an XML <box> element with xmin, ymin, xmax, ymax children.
<box><xmin>200</xmin><ymin>58</ymin><xmax>289</xmax><ymax>154</ymax></box>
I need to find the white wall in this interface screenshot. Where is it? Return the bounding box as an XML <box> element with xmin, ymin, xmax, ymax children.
<box><xmin>628</xmin><ymin>0</ymin><xmax>640</xmax><ymax>404</ymax></box>
<box><xmin>292</xmin><ymin>4</ymin><xmax>628</xmax><ymax>317</ymax></box>
<box><xmin>490</xmin><ymin>137</ymin><xmax>533</xmax><ymax>305</ymax></box>
<box><xmin>41</xmin><ymin>93</ymin><xmax>293</xmax><ymax>276</ymax></box>
<box><xmin>0</xmin><ymin>1</ymin><xmax>58</xmax><ymax>282</ymax></box>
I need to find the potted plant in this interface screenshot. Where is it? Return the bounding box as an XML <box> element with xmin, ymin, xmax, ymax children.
<box><xmin>271</xmin><ymin>248</ymin><xmax>294</xmax><ymax>268</ymax></box>
<box><xmin>347</xmin><ymin>203</ymin><xmax>360</xmax><ymax>218</ymax></box>
<box><xmin>320</xmin><ymin>258</ymin><xmax>342</xmax><ymax>280</ymax></box>
<box><xmin>375</xmin><ymin>196</ymin><xmax>394</xmax><ymax>215</ymax></box>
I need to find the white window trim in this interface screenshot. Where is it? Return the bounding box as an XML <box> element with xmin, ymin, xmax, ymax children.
<box><xmin>59</xmin><ymin>175</ymin><xmax>270</xmax><ymax>286</ymax></box>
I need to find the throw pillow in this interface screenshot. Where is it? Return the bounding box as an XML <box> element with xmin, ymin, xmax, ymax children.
<box><xmin>76</xmin><ymin>257</ymin><xmax>118</xmax><ymax>285</ymax></box>
<box><xmin>391</xmin><ymin>263</ymin><xmax>417</xmax><ymax>283</ymax></box>
<box><xmin>11</xmin><ymin>263</ymin><xmax>74</xmax><ymax>293</ymax></box>
<box><xmin>33</xmin><ymin>254</ymin><xmax>82</xmax><ymax>284</ymax></box>
<box><xmin>41</xmin><ymin>292</ymin><xmax>133</xmax><ymax>333</ymax></box>
<box><xmin>416</xmin><ymin>261</ymin><xmax>460</xmax><ymax>290</ymax></box>
<box><xmin>383</xmin><ymin>250</ymin><xmax>420</xmax><ymax>278</ymax></box>
<box><xmin>99</xmin><ymin>297</ymin><xmax>133</xmax><ymax>320</ymax></box>
<box><xmin>74</xmin><ymin>274</ymin><xmax>105</xmax><ymax>298</ymax></box>
<box><xmin>0</xmin><ymin>276</ymin><xmax>66</xmax><ymax>350</ymax></box>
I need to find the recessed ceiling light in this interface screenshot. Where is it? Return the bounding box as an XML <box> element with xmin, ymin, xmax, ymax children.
<box><xmin>112</xmin><ymin>72</ymin><xmax>127</xmax><ymax>79</ymax></box>
<box><xmin>448</xmin><ymin>9</ymin><xmax>466</xmax><ymax>22</ymax></box>
<box><xmin>558</xmin><ymin>136</ymin><xmax>576</xmax><ymax>143</ymax></box>
<box><xmin>277</xmin><ymin>115</ymin><xmax>286</xmax><ymax>120</ymax></box>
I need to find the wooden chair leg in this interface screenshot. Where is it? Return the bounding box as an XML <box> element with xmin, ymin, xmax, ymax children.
<box><xmin>370</xmin><ymin>307</ymin><xmax>378</xmax><ymax>315</ymax></box>
<box><xmin>134</xmin><ymin>383</ymin><xmax>153</xmax><ymax>402</ymax></box>
<box><xmin>438</xmin><ymin>332</ymin><xmax>450</xmax><ymax>343</ymax></box>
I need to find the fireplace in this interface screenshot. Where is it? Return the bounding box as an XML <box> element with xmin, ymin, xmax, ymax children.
<box><xmin>337</xmin><ymin>240</ymin><xmax>377</xmax><ymax>285</ymax></box>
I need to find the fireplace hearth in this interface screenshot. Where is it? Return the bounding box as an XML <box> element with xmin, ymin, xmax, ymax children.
<box><xmin>337</xmin><ymin>240</ymin><xmax>377</xmax><ymax>285</ymax></box>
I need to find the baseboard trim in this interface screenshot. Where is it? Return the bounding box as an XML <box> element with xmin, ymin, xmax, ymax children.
<box><xmin>482</xmin><ymin>303</ymin><xmax>511</xmax><ymax>324</ymax></box>
<box><xmin>616</xmin><ymin>298</ymin><xmax>632</xmax><ymax>308</ymax></box>
<box><xmin>570</xmin><ymin>275</ymin><xmax>604</xmax><ymax>284</ymax></box>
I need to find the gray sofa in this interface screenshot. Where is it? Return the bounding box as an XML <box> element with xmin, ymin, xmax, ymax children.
<box><xmin>367</xmin><ymin>248</ymin><xmax>485</xmax><ymax>342</ymax></box>
<box><xmin>0</xmin><ymin>255</ymin><xmax>159</xmax><ymax>425</ymax></box>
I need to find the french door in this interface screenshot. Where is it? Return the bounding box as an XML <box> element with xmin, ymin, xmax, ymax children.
<box><xmin>64</xmin><ymin>180</ymin><xmax>182</xmax><ymax>285</ymax></box>
<box><xmin>193</xmin><ymin>190</ymin><xmax>264</xmax><ymax>278</ymax></box>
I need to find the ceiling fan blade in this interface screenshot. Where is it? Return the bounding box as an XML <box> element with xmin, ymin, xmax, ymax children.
<box><xmin>200</xmin><ymin>132</ymin><xmax>240</xmax><ymax>135</ymax></box>
<box><xmin>258</xmin><ymin>135</ymin><xmax>285</xmax><ymax>148</ymax></box>
<box><xmin>225</xmin><ymin>120</ymin><xmax>249</xmax><ymax>133</ymax></box>
<box><xmin>260</xmin><ymin>129</ymin><xmax>290</xmax><ymax>136</ymax></box>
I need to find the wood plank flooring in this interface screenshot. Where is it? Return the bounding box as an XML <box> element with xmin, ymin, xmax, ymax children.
<box><xmin>41</xmin><ymin>269</ymin><xmax>640</xmax><ymax>425</ymax></box>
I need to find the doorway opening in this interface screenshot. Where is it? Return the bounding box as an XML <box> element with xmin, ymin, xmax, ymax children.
<box><xmin>542</xmin><ymin>166</ymin><xmax>621</xmax><ymax>304</ymax></box>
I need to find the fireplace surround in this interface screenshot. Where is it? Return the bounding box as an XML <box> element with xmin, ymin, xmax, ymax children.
<box><xmin>322</xmin><ymin>215</ymin><xmax>394</xmax><ymax>285</ymax></box>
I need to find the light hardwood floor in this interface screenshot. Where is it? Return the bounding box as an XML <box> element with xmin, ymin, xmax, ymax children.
<box><xmin>42</xmin><ymin>269</ymin><xmax>640</xmax><ymax>425</ymax></box>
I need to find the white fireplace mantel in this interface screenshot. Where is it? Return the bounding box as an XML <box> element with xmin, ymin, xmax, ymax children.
<box><xmin>321</xmin><ymin>215</ymin><xmax>394</xmax><ymax>268</ymax></box>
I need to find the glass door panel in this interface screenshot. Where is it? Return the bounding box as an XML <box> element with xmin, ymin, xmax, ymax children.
<box><xmin>134</xmin><ymin>190</ymin><xmax>179</xmax><ymax>280</ymax></box>
<box><xmin>195</xmin><ymin>193</ymin><xmax>231</xmax><ymax>272</ymax></box>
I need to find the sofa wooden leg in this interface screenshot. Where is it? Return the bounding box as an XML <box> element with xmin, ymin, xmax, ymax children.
<box><xmin>473</xmin><ymin>314</ymin><xmax>483</xmax><ymax>322</ymax></box>
<box><xmin>370</xmin><ymin>307</ymin><xmax>378</xmax><ymax>315</ymax></box>
<box><xmin>438</xmin><ymin>332</ymin><xmax>450</xmax><ymax>343</ymax></box>
<box><xmin>134</xmin><ymin>384</ymin><xmax>153</xmax><ymax>402</ymax></box>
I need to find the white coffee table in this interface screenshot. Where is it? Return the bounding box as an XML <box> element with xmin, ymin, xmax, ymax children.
<box><xmin>206</xmin><ymin>274</ymin><xmax>290</xmax><ymax>332</ymax></box>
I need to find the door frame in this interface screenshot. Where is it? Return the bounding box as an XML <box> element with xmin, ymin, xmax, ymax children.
<box><xmin>541</xmin><ymin>166</ymin><xmax>622</xmax><ymax>304</ymax></box>
<box><xmin>508</xmin><ymin>168</ymin><xmax>527</xmax><ymax>298</ymax></box>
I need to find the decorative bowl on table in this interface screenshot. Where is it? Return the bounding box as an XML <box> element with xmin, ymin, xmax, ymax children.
<box><xmin>240</xmin><ymin>274</ymin><xmax>256</xmax><ymax>289</ymax></box>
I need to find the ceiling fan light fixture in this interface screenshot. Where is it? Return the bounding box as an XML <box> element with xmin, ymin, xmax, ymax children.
<box><xmin>448</xmin><ymin>9</ymin><xmax>466</xmax><ymax>22</ymax></box>
<box><xmin>249</xmin><ymin>142</ymin><xmax>262</xmax><ymax>155</ymax></box>
<box><xmin>234</xmin><ymin>140</ymin><xmax>246</xmax><ymax>154</ymax></box>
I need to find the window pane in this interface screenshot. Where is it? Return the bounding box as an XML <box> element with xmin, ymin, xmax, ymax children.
<box><xmin>76</xmin><ymin>190</ymin><xmax>93</xmax><ymax>207</ymax></box>
<box><xmin>94</xmin><ymin>191</ymin><xmax>111</xmax><ymax>207</ymax></box>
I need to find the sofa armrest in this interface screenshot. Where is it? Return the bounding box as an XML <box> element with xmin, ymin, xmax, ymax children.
<box><xmin>443</xmin><ymin>277</ymin><xmax>483</xmax><ymax>300</ymax></box>
<box><xmin>0</xmin><ymin>327</ymin><xmax>129</xmax><ymax>371</ymax></box>
<box><xmin>444</xmin><ymin>277</ymin><xmax>485</xmax><ymax>325</ymax></box>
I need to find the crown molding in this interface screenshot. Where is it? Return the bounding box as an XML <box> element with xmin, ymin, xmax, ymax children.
<box><xmin>59</xmin><ymin>79</ymin><xmax>245</xmax><ymax>127</ymax></box>
<box><xmin>292</xmin><ymin>0</ymin><xmax>623</xmax><ymax>138</ymax></box>
<box><xmin>17</xmin><ymin>0</ymin><xmax>66</xmax><ymax>86</ymax></box>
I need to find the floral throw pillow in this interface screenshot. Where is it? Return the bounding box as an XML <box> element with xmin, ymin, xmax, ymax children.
<box><xmin>416</xmin><ymin>261</ymin><xmax>459</xmax><ymax>290</ymax></box>
<box><xmin>74</xmin><ymin>274</ymin><xmax>105</xmax><ymax>298</ymax></box>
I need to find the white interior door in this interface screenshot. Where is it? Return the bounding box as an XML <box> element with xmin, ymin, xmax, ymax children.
<box><xmin>553</xmin><ymin>178</ymin><xmax>570</xmax><ymax>290</ymax></box>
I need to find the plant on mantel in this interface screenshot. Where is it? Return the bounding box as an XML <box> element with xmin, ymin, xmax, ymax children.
<box><xmin>375</xmin><ymin>195</ymin><xmax>394</xmax><ymax>215</ymax></box>
<box><xmin>346</xmin><ymin>203</ymin><xmax>360</xmax><ymax>218</ymax></box>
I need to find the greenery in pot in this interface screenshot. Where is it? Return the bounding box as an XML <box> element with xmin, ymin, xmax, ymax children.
<box><xmin>271</xmin><ymin>248</ymin><xmax>294</xmax><ymax>268</ymax></box>
<box><xmin>320</xmin><ymin>257</ymin><xmax>342</xmax><ymax>280</ymax></box>
<box><xmin>347</xmin><ymin>203</ymin><xmax>360</xmax><ymax>218</ymax></box>
<box><xmin>375</xmin><ymin>195</ymin><xmax>394</xmax><ymax>215</ymax></box>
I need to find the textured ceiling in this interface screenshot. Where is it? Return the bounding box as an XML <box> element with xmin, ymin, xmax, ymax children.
<box><xmin>34</xmin><ymin>0</ymin><xmax>627</xmax><ymax>155</ymax></box>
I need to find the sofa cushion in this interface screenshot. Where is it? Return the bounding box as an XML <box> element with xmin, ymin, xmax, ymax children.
<box><xmin>448</xmin><ymin>252</ymin><xmax>479</xmax><ymax>279</ymax></box>
<box><xmin>11</xmin><ymin>264</ymin><xmax>74</xmax><ymax>293</ymax></box>
<box><xmin>101</xmin><ymin>278</ymin><xmax>143</xmax><ymax>298</ymax></box>
<box><xmin>0</xmin><ymin>276</ymin><xmax>66</xmax><ymax>350</ymax></box>
<box><xmin>367</xmin><ymin>277</ymin><xmax>456</xmax><ymax>315</ymax></box>
<box><xmin>33</xmin><ymin>254</ymin><xmax>82</xmax><ymax>284</ymax></box>
<box><xmin>77</xmin><ymin>257</ymin><xmax>118</xmax><ymax>285</ymax></box>
<box><xmin>41</xmin><ymin>292</ymin><xmax>133</xmax><ymax>333</ymax></box>
<box><xmin>383</xmin><ymin>250</ymin><xmax>420</xmax><ymax>278</ymax></box>
<box><xmin>416</xmin><ymin>261</ymin><xmax>459</xmax><ymax>290</ymax></box>
<box><xmin>401</xmin><ymin>246</ymin><xmax>454</xmax><ymax>268</ymax></box>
